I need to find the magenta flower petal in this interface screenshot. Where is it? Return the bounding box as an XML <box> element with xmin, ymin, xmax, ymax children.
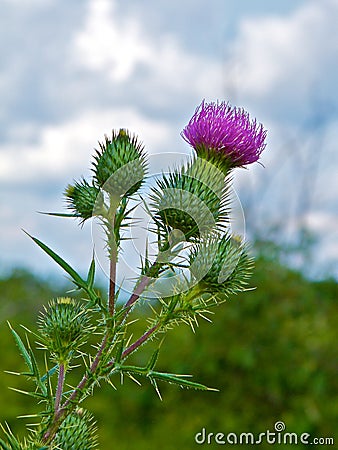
<box><xmin>181</xmin><ymin>100</ymin><xmax>267</xmax><ymax>168</ymax></box>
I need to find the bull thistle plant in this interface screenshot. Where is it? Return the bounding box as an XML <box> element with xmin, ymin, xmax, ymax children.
<box><xmin>1</xmin><ymin>100</ymin><xmax>267</xmax><ymax>449</ymax></box>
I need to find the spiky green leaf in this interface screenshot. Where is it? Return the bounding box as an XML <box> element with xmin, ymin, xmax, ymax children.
<box><xmin>8</xmin><ymin>324</ymin><xmax>33</xmax><ymax>374</ymax></box>
<box><xmin>86</xmin><ymin>257</ymin><xmax>96</xmax><ymax>289</ymax></box>
<box><xmin>40</xmin><ymin>364</ymin><xmax>58</xmax><ymax>383</ymax></box>
<box><xmin>23</xmin><ymin>231</ymin><xmax>87</xmax><ymax>290</ymax></box>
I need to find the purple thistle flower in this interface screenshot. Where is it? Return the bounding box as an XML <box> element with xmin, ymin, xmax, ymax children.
<box><xmin>181</xmin><ymin>100</ymin><xmax>267</xmax><ymax>169</ymax></box>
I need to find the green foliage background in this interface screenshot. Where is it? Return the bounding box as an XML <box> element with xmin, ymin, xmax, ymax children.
<box><xmin>0</xmin><ymin>250</ymin><xmax>337</xmax><ymax>449</ymax></box>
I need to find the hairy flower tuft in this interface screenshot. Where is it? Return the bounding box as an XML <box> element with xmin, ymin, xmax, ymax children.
<box><xmin>181</xmin><ymin>100</ymin><xmax>267</xmax><ymax>171</ymax></box>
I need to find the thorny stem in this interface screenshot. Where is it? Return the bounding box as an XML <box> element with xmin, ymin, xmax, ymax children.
<box><xmin>122</xmin><ymin>323</ymin><xmax>161</xmax><ymax>359</ymax></box>
<box><xmin>108</xmin><ymin>198</ymin><xmax>119</xmax><ymax>316</ymax></box>
<box><xmin>122</xmin><ymin>259</ymin><xmax>163</xmax><ymax>319</ymax></box>
<box><xmin>122</xmin><ymin>323</ymin><xmax>160</xmax><ymax>359</ymax></box>
<box><xmin>109</xmin><ymin>243</ymin><xmax>117</xmax><ymax>316</ymax></box>
<box><xmin>43</xmin><ymin>215</ymin><xmax>175</xmax><ymax>444</ymax></box>
<box><xmin>64</xmin><ymin>334</ymin><xmax>108</xmax><ymax>408</ymax></box>
<box><xmin>123</xmin><ymin>275</ymin><xmax>152</xmax><ymax>312</ymax></box>
<box><xmin>103</xmin><ymin>323</ymin><xmax>161</xmax><ymax>370</ymax></box>
<box><xmin>54</xmin><ymin>363</ymin><xmax>65</xmax><ymax>414</ymax></box>
<box><xmin>119</xmin><ymin>283</ymin><xmax>204</xmax><ymax>362</ymax></box>
<box><xmin>42</xmin><ymin>334</ymin><xmax>108</xmax><ymax>445</ymax></box>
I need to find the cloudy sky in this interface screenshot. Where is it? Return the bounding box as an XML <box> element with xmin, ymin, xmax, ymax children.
<box><xmin>1</xmin><ymin>0</ymin><xmax>337</xmax><ymax>282</ymax></box>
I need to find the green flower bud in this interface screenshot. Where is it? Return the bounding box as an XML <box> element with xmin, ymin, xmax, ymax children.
<box><xmin>93</xmin><ymin>129</ymin><xmax>147</xmax><ymax>197</ymax></box>
<box><xmin>190</xmin><ymin>234</ymin><xmax>254</xmax><ymax>296</ymax></box>
<box><xmin>38</xmin><ymin>298</ymin><xmax>91</xmax><ymax>363</ymax></box>
<box><xmin>54</xmin><ymin>409</ymin><xmax>98</xmax><ymax>450</ymax></box>
<box><xmin>150</xmin><ymin>157</ymin><xmax>228</xmax><ymax>240</ymax></box>
<box><xmin>65</xmin><ymin>178</ymin><xmax>104</xmax><ymax>223</ymax></box>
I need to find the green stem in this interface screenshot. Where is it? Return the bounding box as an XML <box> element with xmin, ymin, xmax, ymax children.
<box><xmin>108</xmin><ymin>195</ymin><xmax>119</xmax><ymax>316</ymax></box>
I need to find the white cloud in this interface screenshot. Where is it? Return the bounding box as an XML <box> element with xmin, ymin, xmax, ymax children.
<box><xmin>74</xmin><ymin>0</ymin><xmax>151</xmax><ymax>82</ymax></box>
<box><xmin>226</xmin><ymin>0</ymin><xmax>338</xmax><ymax>276</ymax></box>
<box><xmin>305</xmin><ymin>211</ymin><xmax>338</xmax><ymax>235</ymax></box>
<box><xmin>0</xmin><ymin>0</ymin><xmax>224</xmax><ymax>188</ymax></box>
<box><xmin>226</xmin><ymin>0</ymin><xmax>338</xmax><ymax>120</ymax></box>
<box><xmin>0</xmin><ymin>108</ymin><xmax>174</xmax><ymax>184</ymax></box>
<box><xmin>73</xmin><ymin>0</ymin><xmax>221</xmax><ymax>99</ymax></box>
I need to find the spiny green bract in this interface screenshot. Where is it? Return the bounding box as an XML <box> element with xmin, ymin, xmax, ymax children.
<box><xmin>150</xmin><ymin>157</ymin><xmax>229</xmax><ymax>240</ymax></box>
<box><xmin>0</xmin><ymin>440</ymin><xmax>46</xmax><ymax>450</ymax></box>
<box><xmin>189</xmin><ymin>234</ymin><xmax>254</xmax><ymax>296</ymax></box>
<box><xmin>0</xmin><ymin>425</ymin><xmax>46</xmax><ymax>450</ymax></box>
<box><xmin>93</xmin><ymin>129</ymin><xmax>147</xmax><ymax>197</ymax></box>
<box><xmin>38</xmin><ymin>298</ymin><xmax>92</xmax><ymax>363</ymax></box>
<box><xmin>65</xmin><ymin>179</ymin><xmax>104</xmax><ymax>223</ymax></box>
<box><xmin>54</xmin><ymin>409</ymin><xmax>98</xmax><ymax>450</ymax></box>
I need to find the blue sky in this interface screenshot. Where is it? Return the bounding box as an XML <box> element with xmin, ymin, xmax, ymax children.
<box><xmin>1</xmin><ymin>0</ymin><xmax>337</xmax><ymax>281</ymax></box>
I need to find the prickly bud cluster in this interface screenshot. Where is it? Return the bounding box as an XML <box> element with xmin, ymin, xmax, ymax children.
<box><xmin>150</xmin><ymin>158</ymin><xmax>229</xmax><ymax>240</ymax></box>
<box><xmin>93</xmin><ymin>129</ymin><xmax>147</xmax><ymax>197</ymax></box>
<box><xmin>65</xmin><ymin>178</ymin><xmax>104</xmax><ymax>223</ymax></box>
<box><xmin>38</xmin><ymin>298</ymin><xmax>91</xmax><ymax>363</ymax></box>
<box><xmin>54</xmin><ymin>409</ymin><xmax>98</xmax><ymax>450</ymax></box>
<box><xmin>1</xmin><ymin>99</ymin><xmax>268</xmax><ymax>449</ymax></box>
<box><xmin>190</xmin><ymin>234</ymin><xmax>254</xmax><ymax>295</ymax></box>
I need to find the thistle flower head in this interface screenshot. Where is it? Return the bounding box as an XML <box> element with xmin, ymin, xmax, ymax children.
<box><xmin>150</xmin><ymin>158</ymin><xmax>229</xmax><ymax>241</ymax></box>
<box><xmin>93</xmin><ymin>129</ymin><xmax>148</xmax><ymax>197</ymax></box>
<box><xmin>38</xmin><ymin>298</ymin><xmax>92</xmax><ymax>363</ymax></box>
<box><xmin>181</xmin><ymin>100</ymin><xmax>267</xmax><ymax>171</ymax></box>
<box><xmin>190</xmin><ymin>234</ymin><xmax>254</xmax><ymax>296</ymax></box>
<box><xmin>65</xmin><ymin>178</ymin><xmax>104</xmax><ymax>223</ymax></box>
<box><xmin>55</xmin><ymin>409</ymin><xmax>98</xmax><ymax>450</ymax></box>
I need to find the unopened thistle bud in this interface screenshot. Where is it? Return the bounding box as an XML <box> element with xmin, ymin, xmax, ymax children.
<box><xmin>181</xmin><ymin>100</ymin><xmax>267</xmax><ymax>172</ymax></box>
<box><xmin>65</xmin><ymin>179</ymin><xmax>104</xmax><ymax>223</ymax></box>
<box><xmin>54</xmin><ymin>409</ymin><xmax>98</xmax><ymax>450</ymax></box>
<box><xmin>150</xmin><ymin>158</ymin><xmax>229</xmax><ymax>240</ymax></box>
<box><xmin>190</xmin><ymin>234</ymin><xmax>254</xmax><ymax>296</ymax></box>
<box><xmin>93</xmin><ymin>129</ymin><xmax>147</xmax><ymax>197</ymax></box>
<box><xmin>38</xmin><ymin>298</ymin><xmax>91</xmax><ymax>363</ymax></box>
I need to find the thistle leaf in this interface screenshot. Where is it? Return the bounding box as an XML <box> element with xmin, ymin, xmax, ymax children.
<box><xmin>117</xmin><ymin>364</ymin><xmax>216</xmax><ymax>391</ymax></box>
<box><xmin>148</xmin><ymin>371</ymin><xmax>217</xmax><ymax>391</ymax></box>
<box><xmin>23</xmin><ymin>231</ymin><xmax>87</xmax><ymax>290</ymax></box>
<box><xmin>27</xmin><ymin>347</ymin><xmax>47</xmax><ymax>397</ymax></box>
<box><xmin>40</xmin><ymin>364</ymin><xmax>59</xmax><ymax>383</ymax></box>
<box><xmin>8</xmin><ymin>387</ymin><xmax>45</xmax><ymax>399</ymax></box>
<box><xmin>23</xmin><ymin>232</ymin><xmax>103</xmax><ymax>308</ymax></box>
<box><xmin>37</xmin><ymin>211</ymin><xmax>80</xmax><ymax>218</ymax></box>
<box><xmin>114</xmin><ymin>338</ymin><xmax>125</xmax><ymax>364</ymax></box>
<box><xmin>86</xmin><ymin>257</ymin><xmax>96</xmax><ymax>289</ymax></box>
<box><xmin>146</xmin><ymin>348</ymin><xmax>160</xmax><ymax>371</ymax></box>
<box><xmin>8</xmin><ymin>323</ymin><xmax>33</xmax><ymax>374</ymax></box>
<box><xmin>0</xmin><ymin>441</ymin><xmax>11</xmax><ymax>450</ymax></box>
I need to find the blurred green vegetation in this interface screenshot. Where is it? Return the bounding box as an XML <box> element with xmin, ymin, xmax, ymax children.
<box><xmin>0</xmin><ymin>251</ymin><xmax>337</xmax><ymax>449</ymax></box>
